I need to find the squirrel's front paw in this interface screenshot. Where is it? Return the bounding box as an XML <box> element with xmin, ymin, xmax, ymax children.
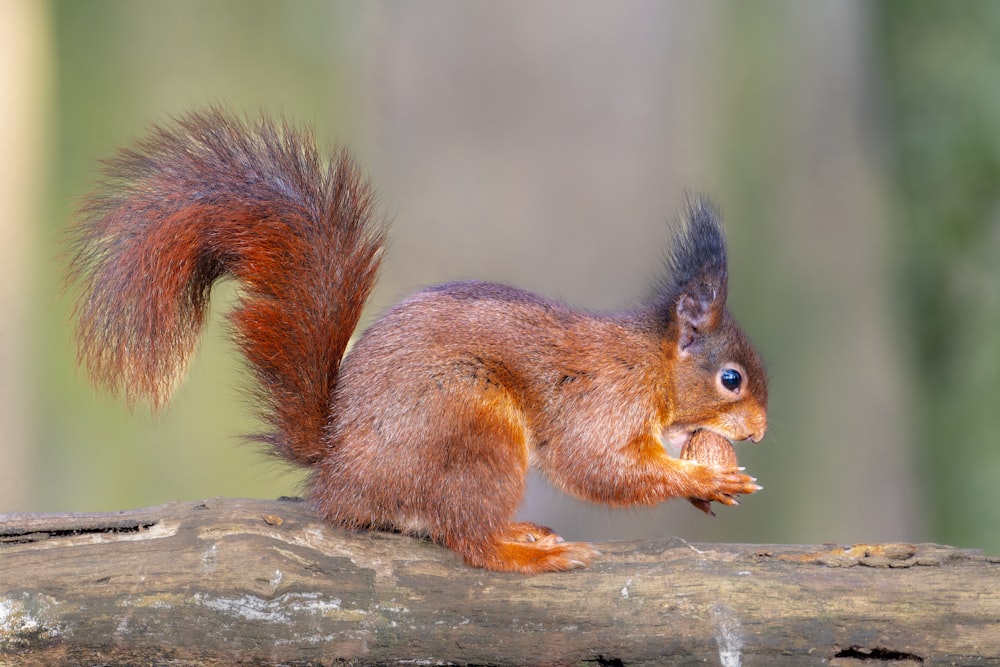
<box><xmin>678</xmin><ymin>430</ymin><xmax>760</xmax><ymax>514</ymax></box>
<box><xmin>683</xmin><ymin>460</ymin><xmax>761</xmax><ymax>513</ymax></box>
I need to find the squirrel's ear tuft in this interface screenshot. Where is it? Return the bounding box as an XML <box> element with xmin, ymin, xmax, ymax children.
<box><xmin>667</xmin><ymin>196</ymin><xmax>728</xmax><ymax>299</ymax></box>
<box><xmin>652</xmin><ymin>196</ymin><xmax>729</xmax><ymax>347</ymax></box>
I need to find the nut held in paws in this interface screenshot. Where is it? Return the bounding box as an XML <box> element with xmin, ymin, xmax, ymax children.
<box><xmin>679</xmin><ymin>429</ymin><xmax>738</xmax><ymax>468</ymax></box>
<box><xmin>680</xmin><ymin>430</ymin><xmax>740</xmax><ymax>516</ymax></box>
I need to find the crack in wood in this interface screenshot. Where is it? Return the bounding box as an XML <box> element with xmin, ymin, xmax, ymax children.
<box><xmin>0</xmin><ymin>520</ymin><xmax>160</xmax><ymax>545</ymax></box>
<box><xmin>833</xmin><ymin>646</ymin><xmax>925</xmax><ymax>664</ymax></box>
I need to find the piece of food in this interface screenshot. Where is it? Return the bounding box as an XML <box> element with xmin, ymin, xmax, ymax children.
<box><xmin>680</xmin><ymin>429</ymin><xmax>738</xmax><ymax>468</ymax></box>
<box><xmin>680</xmin><ymin>429</ymin><xmax>739</xmax><ymax>515</ymax></box>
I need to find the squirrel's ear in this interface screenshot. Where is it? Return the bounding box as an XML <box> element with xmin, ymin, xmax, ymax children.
<box><xmin>657</xmin><ymin>196</ymin><xmax>730</xmax><ymax>353</ymax></box>
<box><xmin>661</xmin><ymin>197</ymin><xmax>729</xmax><ymax>352</ymax></box>
<box><xmin>675</xmin><ymin>277</ymin><xmax>726</xmax><ymax>353</ymax></box>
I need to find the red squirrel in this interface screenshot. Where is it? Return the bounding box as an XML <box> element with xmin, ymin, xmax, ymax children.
<box><xmin>67</xmin><ymin>109</ymin><xmax>768</xmax><ymax>574</ymax></box>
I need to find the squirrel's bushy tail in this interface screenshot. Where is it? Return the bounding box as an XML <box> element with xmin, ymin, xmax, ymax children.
<box><xmin>67</xmin><ymin>109</ymin><xmax>386</xmax><ymax>466</ymax></box>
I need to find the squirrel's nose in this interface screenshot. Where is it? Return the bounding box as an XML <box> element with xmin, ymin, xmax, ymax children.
<box><xmin>749</xmin><ymin>419</ymin><xmax>767</xmax><ymax>443</ymax></box>
<box><xmin>745</xmin><ymin>413</ymin><xmax>767</xmax><ymax>443</ymax></box>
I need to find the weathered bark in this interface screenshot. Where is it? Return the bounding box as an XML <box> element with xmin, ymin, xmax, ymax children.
<box><xmin>1</xmin><ymin>497</ymin><xmax>997</xmax><ymax>666</ymax></box>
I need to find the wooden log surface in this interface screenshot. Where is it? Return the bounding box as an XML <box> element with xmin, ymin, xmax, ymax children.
<box><xmin>1</xmin><ymin>497</ymin><xmax>997</xmax><ymax>666</ymax></box>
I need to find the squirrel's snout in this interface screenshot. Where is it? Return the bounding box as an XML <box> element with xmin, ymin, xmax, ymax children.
<box><xmin>747</xmin><ymin>415</ymin><xmax>767</xmax><ymax>443</ymax></box>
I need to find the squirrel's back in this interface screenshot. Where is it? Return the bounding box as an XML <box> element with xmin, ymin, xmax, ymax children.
<box><xmin>331</xmin><ymin>279</ymin><xmax>664</xmax><ymax>443</ymax></box>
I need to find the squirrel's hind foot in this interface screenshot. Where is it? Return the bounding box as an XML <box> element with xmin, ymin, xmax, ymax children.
<box><xmin>453</xmin><ymin>523</ymin><xmax>601</xmax><ymax>574</ymax></box>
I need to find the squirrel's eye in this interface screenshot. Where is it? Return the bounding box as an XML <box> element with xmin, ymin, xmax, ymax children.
<box><xmin>720</xmin><ymin>368</ymin><xmax>742</xmax><ymax>393</ymax></box>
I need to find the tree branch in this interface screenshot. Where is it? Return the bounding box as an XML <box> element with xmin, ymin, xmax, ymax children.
<box><xmin>1</xmin><ymin>497</ymin><xmax>997</xmax><ymax>666</ymax></box>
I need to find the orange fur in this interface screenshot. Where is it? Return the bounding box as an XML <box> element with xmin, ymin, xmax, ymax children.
<box><xmin>67</xmin><ymin>110</ymin><xmax>768</xmax><ymax>574</ymax></box>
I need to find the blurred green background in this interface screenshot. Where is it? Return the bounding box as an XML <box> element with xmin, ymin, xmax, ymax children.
<box><xmin>2</xmin><ymin>1</ymin><xmax>998</xmax><ymax>555</ymax></box>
